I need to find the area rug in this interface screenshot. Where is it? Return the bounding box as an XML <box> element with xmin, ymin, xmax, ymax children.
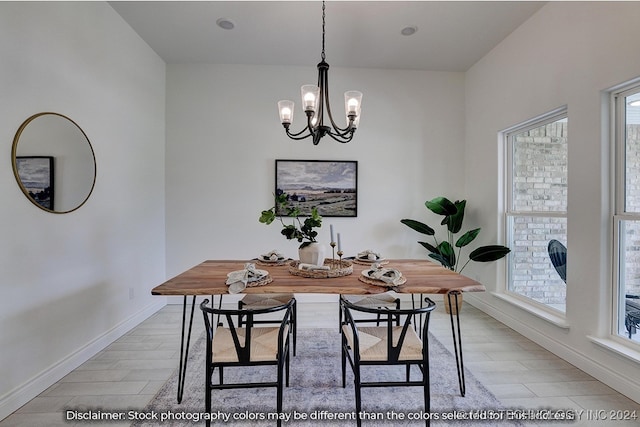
<box><xmin>133</xmin><ymin>329</ymin><xmax>522</xmax><ymax>426</ymax></box>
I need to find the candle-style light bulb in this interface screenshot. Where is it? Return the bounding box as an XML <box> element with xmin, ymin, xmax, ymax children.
<box><xmin>344</xmin><ymin>91</ymin><xmax>362</xmax><ymax>116</ymax></box>
<box><xmin>301</xmin><ymin>85</ymin><xmax>320</xmax><ymax>112</ymax></box>
<box><xmin>347</xmin><ymin>98</ymin><xmax>359</xmax><ymax>115</ymax></box>
<box><xmin>304</xmin><ymin>93</ymin><xmax>316</xmax><ymax>106</ymax></box>
<box><xmin>277</xmin><ymin>100</ymin><xmax>294</xmax><ymax>125</ymax></box>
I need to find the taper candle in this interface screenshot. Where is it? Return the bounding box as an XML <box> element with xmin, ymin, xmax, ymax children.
<box><xmin>330</xmin><ymin>224</ymin><xmax>335</xmax><ymax>243</ymax></box>
<box><xmin>337</xmin><ymin>233</ymin><xmax>342</xmax><ymax>251</ymax></box>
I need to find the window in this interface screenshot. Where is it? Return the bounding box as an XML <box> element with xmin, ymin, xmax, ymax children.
<box><xmin>504</xmin><ymin>109</ymin><xmax>568</xmax><ymax>311</ymax></box>
<box><xmin>614</xmin><ymin>83</ymin><xmax>640</xmax><ymax>342</ymax></box>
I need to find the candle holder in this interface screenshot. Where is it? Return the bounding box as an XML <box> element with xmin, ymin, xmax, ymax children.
<box><xmin>330</xmin><ymin>241</ymin><xmax>337</xmax><ymax>269</ymax></box>
<box><xmin>337</xmin><ymin>250</ymin><xmax>344</xmax><ymax>265</ymax></box>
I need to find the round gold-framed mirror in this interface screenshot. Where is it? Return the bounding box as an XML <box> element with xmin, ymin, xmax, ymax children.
<box><xmin>11</xmin><ymin>112</ymin><xmax>96</xmax><ymax>213</ymax></box>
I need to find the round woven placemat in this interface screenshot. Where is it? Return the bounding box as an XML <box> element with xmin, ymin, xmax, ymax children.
<box><xmin>288</xmin><ymin>259</ymin><xmax>353</xmax><ymax>278</ymax></box>
<box><xmin>351</xmin><ymin>258</ymin><xmax>387</xmax><ymax>266</ymax></box>
<box><xmin>254</xmin><ymin>258</ymin><xmax>291</xmax><ymax>266</ymax></box>
<box><xmin>358</xmin><ymin>274</ymin><xmax>406</xmax><ymax>287</ymax></box>
<box><xmin>246</xmin><ymin>275</ymin><xmax>273</xmax><ymax>287</ymax></box>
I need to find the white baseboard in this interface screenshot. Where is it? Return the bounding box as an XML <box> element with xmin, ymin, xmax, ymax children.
<box><xmin>0</xmin><ymin>300</ymin><xmax>166</xmax><ymax>421</ymax></box>
<box><xmin>465</xmin><ymin>294</ymin><xmax>640</xmax><ymax>404</ymax></box>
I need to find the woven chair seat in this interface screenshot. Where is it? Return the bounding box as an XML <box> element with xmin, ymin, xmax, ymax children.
<box><xmin>239</xmin><ymin>293</ymin><xmax>297</xmax><ymax>356</ymax></box>
<box><xmin>213</xmin><ymin>326</ymin><xmax>288</xmax><ymax>363</ymax></box>
<box><xmin>240</xmin><ymin>293</ymin><xmax>294</xmax><ymax>308</ymax></box>
<box><xmin>344</xmin><ymin>293</ymin><xmax>398</xmax><ymax>307</ymax></box>
<box><xmin>342</xmin><ymin>325</ymin><xmax>423</xmax><ymax>361</ymax></box>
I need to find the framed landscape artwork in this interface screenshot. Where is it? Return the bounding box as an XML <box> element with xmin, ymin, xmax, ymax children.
<box><xmin>16</xmin><ymin>156</ymin><xmax>54</xmax><ymax>210</ymax></box>
<box><xmin>275</xmin><ymin>159</ymin><xmax>357</xmax><ymax>217</ymax></box>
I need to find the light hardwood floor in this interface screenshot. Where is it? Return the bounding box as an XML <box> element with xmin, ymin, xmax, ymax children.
<box><xmin>2</xmin><ymin>300</ymin><xmax>639</xmax><ymax>426</ymax></box>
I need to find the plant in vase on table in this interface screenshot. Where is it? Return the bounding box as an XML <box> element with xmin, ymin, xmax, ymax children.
<box><xmin>401</xmin><ymin>196</ymin><xmax>511</xmax><ymax>313</ymax></box>
<box><xmin>259</xmin><ymin>191</ymin><xmax>325</xmax><ymax>266</ymax></box>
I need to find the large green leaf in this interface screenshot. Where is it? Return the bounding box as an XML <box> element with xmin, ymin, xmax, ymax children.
<box><xmin>469</xmin><ymin>245</ymin><xmax>511</xmax><ymax>262</ymax></box>
<box><xmin>425</xmin><ymin>197</ymin><xmax>457</xmax><ymax>216</ymax></box>
<box><xmin>400</xmin><ymin>219</ymin><xmax>435</xmax><ymax>236</ymax></box>
<box><xmin>429</xmin><ymin>253</ymin><xmax>453</xmax><ymax>270</ymax></box>
<box><xmin>455</xmin><ymin>228</ymin><xmax>480</xmax><ymax>248</ymax></box>
<box><xmin>447</xmin><ymin>200</ymin><xmax>466</xmax><ymax>233</ymax></box>
<box><xmin>418</xmin><ymin>241</ymin><xmax>437</xmax><ymax>253</ymax></box>
<box><xmin>437</xmin><ymin>241</ymin><xmax>456</xmax><ymax>267</ymax></box>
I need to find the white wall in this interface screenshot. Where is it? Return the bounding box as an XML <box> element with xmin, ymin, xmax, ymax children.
<box><xmin>0</xmin><ymin>2</ymin><xmax>166</xmax><ymax>419</ymax></box>
<box><xmin>464</xmin><ymin>2</ymin><xmax>640</xmax><ymax>402</ymax></box>
<box><xmin>165</xmin><ymin>64</ymin><xmax>465</xmax><ymax>279</ymax></box>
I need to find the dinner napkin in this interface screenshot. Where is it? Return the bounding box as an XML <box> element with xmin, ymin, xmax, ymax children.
<box><xmin>226</xmin><ymin>262</ymin><xmax>263</xmax><ymax>294</ymax></box>
<box><xmin>368</xmin><ymin>263</ymin><xmax>403</xmax><ymax>285</ymax></box>
<box><xmin>358</xmin><ymin>249</ymin><xmax>381</xmax><ymax>260</ymax></box>
<box><xmin>298</xmin><ymin>263</ymin><xmax>331</xmax><ymax>271</ymax></box>
<box><xmin>261</xmin><ymin>249</ymin><xmax>284</xmax><ymax>261</ymax></box>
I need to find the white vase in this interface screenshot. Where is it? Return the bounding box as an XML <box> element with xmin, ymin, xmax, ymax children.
<box><xmin>298</xmin><ymin>242</ymin><xmax>326</xmax><ymax>266</ymax></box>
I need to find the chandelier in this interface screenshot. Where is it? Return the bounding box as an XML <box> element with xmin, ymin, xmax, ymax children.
<box><xmin>277</xmin><ymin>1</ymin><xmax>363</xmax><ymax>145</ymax></box>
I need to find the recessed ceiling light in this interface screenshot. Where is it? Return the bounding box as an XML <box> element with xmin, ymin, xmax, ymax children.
<box><xmin>216</xmin><ymin>18</ymin><xmax>235</xmax><ymax>30</ymax></box>
<box><xmin>401</xmin><ymin>26</ymin><xmax>418</xmax><ymax>36</ymax></box>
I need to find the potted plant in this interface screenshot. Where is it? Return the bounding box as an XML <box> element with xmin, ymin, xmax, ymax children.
<box><xmin>260</xmin><ymin>191</ymin><xmax>325</xmax><ymax>265</ymax></box>
<box><xmin>401</xmin><ymin>196</ymin><xmax>510</xmax><ymax>313</ymax></box>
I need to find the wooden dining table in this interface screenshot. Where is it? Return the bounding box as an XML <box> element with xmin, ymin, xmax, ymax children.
<box><xmin>151</xmin><ymin>259</ymin><xmax>485</xmax><ymax>402</ymax></box>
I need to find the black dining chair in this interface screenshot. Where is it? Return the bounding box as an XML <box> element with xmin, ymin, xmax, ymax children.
<box><xmin>200</xmin><ymin>298</ymin><xmax>294</xmax><ymax>427</ymax></box>
<box><xmin>340</xmin><ymin>295</ymin><xmax>436</xmax><ymax>427</ymax></box>
<box><xmin>548</xmin><ymin>239</ymin><xmax>567</xmax><ymax>284</ymax></box>
<box><xmin>238</xmin><ymin>293</ymin><xmax>297</xmax><ymax>355</ymax></box>
<box><xmin>337</xmin><ymin>293</ymin><xmax>401</xmax><ymax>332</ymax></box>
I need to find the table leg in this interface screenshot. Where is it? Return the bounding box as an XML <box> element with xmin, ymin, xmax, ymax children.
<box><xmin>413</xmin><ymin>292</ymin><xmax>465</xmax><ymax>396</ymax></box>
<box><xmin>411</xmin><ymin>293</ymin><xmax>425</xmax><ymax>338</ymax></box>
<box><xmin>447</xmin><ymin>291</ymin><xmax>466</xmax><ymax>397</ymax></box>
<box><xmin>177</xmin><ymin>295</ymin><xmax>196</xmax><ymax>403</ymax></box>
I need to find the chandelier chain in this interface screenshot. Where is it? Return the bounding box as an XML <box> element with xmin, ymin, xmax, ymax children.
<box><xmin>321</xmin><ymin>1</ymin><xmax>326</xmax><ymax>61</ymax></box>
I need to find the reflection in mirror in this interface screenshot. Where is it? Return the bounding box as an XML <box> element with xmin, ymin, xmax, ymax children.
<box><xmin>12</xmin><ymin>112</ymin><xmax>96</xmax><ymax>213</ymax></box>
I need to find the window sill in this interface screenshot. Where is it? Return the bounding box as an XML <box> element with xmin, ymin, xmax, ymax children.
<box><xmin>491</xmin><ymin>292</ymin><xmax>570</xmax><ymax>329</ymax></box>
<box><xmin>587</xmin><ymin>336</ymin><xmax>640</xmax><ymax>363</ymax></box>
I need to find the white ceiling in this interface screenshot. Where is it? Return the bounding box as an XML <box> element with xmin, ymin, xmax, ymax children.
<box><xmin>110</xmin><ymin>1</ymin><xmax>545</xmax><ymax>72</ymax></box>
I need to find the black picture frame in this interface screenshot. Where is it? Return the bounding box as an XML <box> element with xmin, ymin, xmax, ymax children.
<box><xmin>16</xmin><ymin>156</ymin><xmax>54</xmax><ymax>210</ymax></box>
<box><xmin>275</xmin><ymin>159</ymin><xmax>358</xmax><ymax>217</ymax></box>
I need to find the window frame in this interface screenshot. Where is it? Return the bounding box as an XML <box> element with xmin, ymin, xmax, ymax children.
<box><xmin>612</xmin><ymin>82</ymin><xmax>640</xmax><ymax>345</ymax></box>
<box><xmin>501</xmin><ymin>106</ymin><xmax>569</xmax><ymax>314</ymax></box>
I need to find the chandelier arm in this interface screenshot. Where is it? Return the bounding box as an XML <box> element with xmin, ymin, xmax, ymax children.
<box><xmin>327</xmin><ymin>126</ymin><xmax>355</xmax><ymax>139</ymax></box>
<box><xmin>284</xmin><ymin>125</ymin><xmax>313</xmax><ymax>140</ymax></box>
<box><xmin>321</xmin><ymin>66</ymin><xmax>354</xmax><ymax>134</ymax></box>
<box><xmin>325</xmin><ymin>122</ymin><xmax>356</xmax><ymax>138</ymax></box>
<box><xmin>285</xmin><ymin>130</ymin><xmax>313</xmax><ymax>141</ymax></box>
<box><xmin>325</xmin><ymin>129</ymin><xmax>355</xmax><ymax>144</ymax></box>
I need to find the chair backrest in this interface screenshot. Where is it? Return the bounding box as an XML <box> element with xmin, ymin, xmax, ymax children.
<box><xmin>341</xmin><ymin>296</ymin><xmax>436</xmax><ymax>363</ymax></box>
<box><xmin>200</xmin><ymin>298</ymin><xmax>294</xmax><ymax>364</ymax></box>
<box><xmin>548</xmin><ymin>239</ymin><xmax>567</xmax><ymax>283</ymax></box>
